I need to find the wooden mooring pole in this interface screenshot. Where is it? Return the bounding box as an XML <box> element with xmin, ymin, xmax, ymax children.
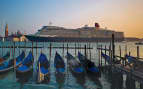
<box><xmin>89</xmin><ymin>43</ymin><xmax>91</xmax><ymax>60</ymax></box>
<box><xmin>62</xmin><ymin>43</ymin><xmax>64</xmax><ymax>58</ymax></box>
<box><xmin>77</xmin><ymin>43</ymin><xmax>79</xmax><ymax>52</ymax></box>
<box><xmin>13</xmin><ymin>42</ymin><xmax>16</xmax><ymax>71</ymax></box>
<box><xmin>13</xmin><ymin>42</ymin><xmax>15</xmax><ymax>59</ymax></box>
<box><xmin>32</xmin><ymin>41</ymin><xmax>34</xmax><ymax>55</ymax></box>
<box><xmin>137</xmin><ymin>46</ymin><xmax>140</xmax><ymax>59</ymax></box>
<box><xmin>36</xmin><ymin>41</ymin><xmax>38</xmax><ymax>60</ymax></box>
<box><xmin>49</xmin><ymin>43</ymin><xmax>52</xmax><ymax>61</ymax></box>
<box><xmin>67</xmin><ymin>43</ymin><xmax>69</xmax><ymax>53</ymax></box>
<box><xmin>10</xmin><ymin>44</ymin><xmax>11</xmax><ymax>59</ymax></box>
<box><xmin>112</xmin><ymin>34</ymin><xmax>115</xmax><ymax>63</ymax></box>
<box><xmin>84</xmin><ymin>45</ymin><xmax>87</xmax><ymax>58</ymax></box>
<box><xmin>19</xmin><ymin>40</ymin><xmax>20</xmax><ymax>55</ymax></box>
<box><xmin>119</xmin><ymin>45</ymin><xmax>121</xmax><ymax>61</ymax></box>
<box><xmin>105</xmin><ymin>45</ymin><xmax>107</xmax><ymax>65</ymax></box>
<box><xmin>75</xmin><ymin>43</ymin><xmax>76</xmax><ymax>56</ymax></box>
<box><xmin>24</xmin><ymin>40</ymin><xmax>26</xmax><ymax>52</ymax></box>
<box><xmin>109</xmin><ymin>45</ymin><xmax>111</xmax><ymax>65</ymax></box>
<box><xmin>98</xmin><ymin>45</ymin><xmax>101</xmax><ymax>67</ymax></box>
<box><xmin>101</xmin><ymin>45</ymin><xmax>102</xmax><ymax>67</ymax></box>
<box><xmin>125</xmin><ymin>45</ymin><xmax>127</xmax><ymax>55</ymax></box>
<box><xmin>2</xmin><ymin>41</ymin><xmax>3</xmax><ymax>56</ymax></box>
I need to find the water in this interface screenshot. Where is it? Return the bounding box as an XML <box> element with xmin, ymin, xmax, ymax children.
<box><xmin>0</xmin><ymin>41</ymin><xmax>142</xmax><ymax>89</ymax></box>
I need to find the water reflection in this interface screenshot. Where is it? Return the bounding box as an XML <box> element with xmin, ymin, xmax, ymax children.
<box><xmin>103</xmin><ymin>69</ymin><xmax>123</xmax><ymax>89</ymax></box>
<box><xmin>0</xmin><ymin>70</ymin><xmax>12</xmax><ymax>80</ymax></box>
<box><xmin>69</xmin><ymin>68</ymin><xmax>86</xmax><ymax>88</ymax></box>
<box><xmin>87</xmin><ymin>73</ymin><xmax>102</xmax><ymax>89</ymax></box>
<box><xmin>110</xmin><ymin>71</ymin><xmax>123</xmax><ymax>89</ymax></box>
<box><xmin>16</xmin><ymin>71</ymin><xmax>33</xmax><ymax>89</ymax></box>
<box><xmin>55</xmin><ymin>72</ymin><xmax>65</xmax><ymax>89</ymax></box>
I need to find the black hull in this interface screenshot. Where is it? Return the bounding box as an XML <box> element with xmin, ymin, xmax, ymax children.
<box><xmin>16</xmin><ymin>67</ymin><xmax>33</xmax><ymax>76</ymax></box>
<box><xmin>16</xmin><ymin>70</ymin><xmax>33</xmax><ymax>83</ymax></box>
<box><xmin>0</xmin><ymin>61</ymin><xmax>23</xmax><ymax>74</ymax></box>
<box><xmin>86</xmin><ymin>68</ymin><xmax>100</xmax><ymax>78</ymax></box>
<box><xmin>0</xmin><ymin>67</ymin><xmax>13</xmax><ymax>74</ymax></box>
<box><xmin>25</xmin><ymin>35</ymin><xmax>124</xmax><ymax>42</ymax></box>
<box><xmin>69</xmin><ymin>67</ymin><xmax>86</xmax><ymax>87</ymax></box>
<box><xmin>70</xmin><ymin>67</ymin><xmax>85</xmax><ymax>78</ymax></box>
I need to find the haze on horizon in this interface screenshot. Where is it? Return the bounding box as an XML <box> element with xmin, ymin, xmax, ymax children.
<box><xmin>0</xmin><ymin>0</ymin><xmax>143</xmax><ymax>38</ymax></box>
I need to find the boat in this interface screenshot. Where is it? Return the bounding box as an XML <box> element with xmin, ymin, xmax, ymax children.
<box><xmin>78</xmin><ymin>52</ymin><xmax>100</xmax><ymax>77</ymax></box>
<box><xmin>0</xmin><ymin>51</ymin><xmax>25</xmax><ymax>74</ymax></box>
<box><xmin>0</xmin><ymin>52</ymin><xmax>10</xmax><ymax>64</ymax></box>
<box><xmin>101</xmin><ymin>52</ymin><xmax>111</xmax><ymax>64</ymax></box>
<box><xmin>16</xmin><ymin>51</ymin><xmax>34</xmax><ymax>74</ymax></box>
<box><xmin>101</xmin><ymin>52</ymin><xmax>121</xmax><ymax>64</ymax></box>
<box><xmin>67</xmin><ymin>52</ymin><xmax>84</xmax><ymax>75</ymax></box>
<box><xmin>54</xmin><ymin>52</ymin><xmax>65</xmax><ymax>88</ymax></box>
<box><xmin>25</xmin><ymin>24</ymin><xmax>124</xmax><ymax>42</ymax></box>
<box><xmin>54</xmin><ymin>52</ymin><xmax>65</xmax><ymax>73</ymax></box>
<box><xmin>37</xmin><ymin>53</ymin><xmax>50</xmax><ymax>83</ymax></box>
<box><xmin>26</xmin><ymin>35</ymin><xmax>121</xmax><ymax>42</ymax></box>
<box><xmin>67</xmin><ymin>52</ymin><xmax>85</xmax><ymax>87</ymax></box>
<box><xmin>125</xmin><ymin>55</ymin><xmax>136</xmax><ymax>63</ymax></box>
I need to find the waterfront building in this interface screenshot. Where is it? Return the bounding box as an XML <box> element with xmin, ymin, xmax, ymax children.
<box><xmin>6</xmin><ymin>34</ymin><xmax>27</xmax><ymax>42</ymax></box>
<box><xmin>3</xmin><ymin>30</ymin><xmax>28</xmax><ymax>42</ymax></box>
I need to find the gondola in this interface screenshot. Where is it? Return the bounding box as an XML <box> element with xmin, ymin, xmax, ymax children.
<box><xmin>101</xmin><ymin>52</ymin><xmax>120</xmax><ymax>64</ymax></box>
<box><xmin>16</xmin><ymin>51</ymin><xmax>34</xmax><ymax>75</ymax></box>
<box><xmin>0</xmin><ymin>51</ymin><xmax>25</xmax><ymax>74</ymax></box>
<box><xmin>101</xmin><ymin>52</ymin><xmax>111</xmax><ymax>64</ymax></box>
<box><xmin>54</xmin><ymin>52</ymin><xmax>65</xmax><ymax>74</ymax></box>
<box><xmin>67</xmin><ymin>52</ymin><xmax>85</xmax><ymax>87</ymax></box>
<box><xmin>125</xmin><ymin>54</ymin><xmax>136</xmax><ymax>63</ymax></box>
<box><xmin>54</xmin><ymin>52</ymin><xmax>65</xmax><ymax>88</ymax></box>
<box><xmin>78</xmin><ymin>52</ymin><xmax>100</xmax><ymax>77</ymax></box>
<box><xmin>67</xmin><ymin>52</ymin><xmax>84</xmax><ymax>75</ymax></box>
<box><xmin>0</xmin><ymin>52</ymin><xmax>10</xmax><ymax>64</ymax></box>
<box><xmin>37</xmin><ymin>53</ymin><xmax>50</xmax><ymax>83</ymax></box>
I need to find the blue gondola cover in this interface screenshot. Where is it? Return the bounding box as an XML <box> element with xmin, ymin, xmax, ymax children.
<box><xmin>125</xmin><ymin>55</ymin><xmax>136</xmax><ymax>63</ymax></box>
<box><xmin>17</xmin><ymin>51</ymin><xmax>33</xmax><ymax>72</ymax></box>
<box><xmin>37</xmin><ymin>53</ymin><xmax>49</xmax><ymax>74</ymax></box>
<box><xmin>101</xmin><ymin>52</ymin><xmax>110</xmax><ymax>63</ymax></box>
<box><xmin>56</xmin><ymin>68</ymin><xmax>65</xmax><ymax>73</ymax></box>
<box><xmin>74</xmin><ymin>67</ymin><xmax>84</xmax><ymax>73</ymax></box>
<box><xmin>22</xmin><ymin>51</ymin><xmax>33</xmax><ymax>65</ymax></box>
<box><xmin>54</xmin><ymin>52</ymin><xmax>65</xmax><ymax>67</ymax></box>
<box><xmin>54</xmin><ymin>52</ymin><xmax>65</xmax><ymax>73</ymax></box>
<box><xmin>40</xmin><ymin>67</ymin><xmax>49</xmax><ymax>74</ymax></box>
<box><xmin>0</xmin><ymin>51</ymin><xmax>25</xmax><ymax>71</ymax></box>
<box><xmin>78</xmin><ymin>52</ymin><xmax>99</xmax><ymax>74</ymax></box>
<box><xmin>88</xmin><ymin>67</ymin><xmax>99</xmax><ymax>72</ymax></box>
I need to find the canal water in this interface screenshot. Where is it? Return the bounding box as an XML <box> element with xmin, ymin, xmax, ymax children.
<box><xmin>0</xmin><ymin>41</ymin><xmax>142</xmax><ymax>89</ymax></box>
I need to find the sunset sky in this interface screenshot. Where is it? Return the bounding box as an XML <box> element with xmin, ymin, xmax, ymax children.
<box><xmin>0</xmin><ymin>0</ymin><xmax>143</xmax><ymax>38</ymax></box>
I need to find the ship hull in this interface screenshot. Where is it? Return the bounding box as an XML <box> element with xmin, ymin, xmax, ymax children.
<box><xmin>25</xmin><ymin>35</ymin><xmax>124</xmax><ymax>42</ymax></box>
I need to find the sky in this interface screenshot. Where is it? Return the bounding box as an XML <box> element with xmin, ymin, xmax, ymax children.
<box><xmin>0</xmin><ymin>0</ymin><xmax>143</xmax><ymax>38</ymax></box>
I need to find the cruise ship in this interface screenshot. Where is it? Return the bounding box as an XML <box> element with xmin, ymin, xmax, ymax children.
<box><xmin>26</xmin><ymin>23</ymin><xmax>124</xmax><ymax>42</ymax></box>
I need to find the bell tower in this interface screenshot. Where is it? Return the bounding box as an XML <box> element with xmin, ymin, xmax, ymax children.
<box><xmin>5</xmin><ymin>24</ymin><xmax>8</xmax><ymax>37</ymax></box>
